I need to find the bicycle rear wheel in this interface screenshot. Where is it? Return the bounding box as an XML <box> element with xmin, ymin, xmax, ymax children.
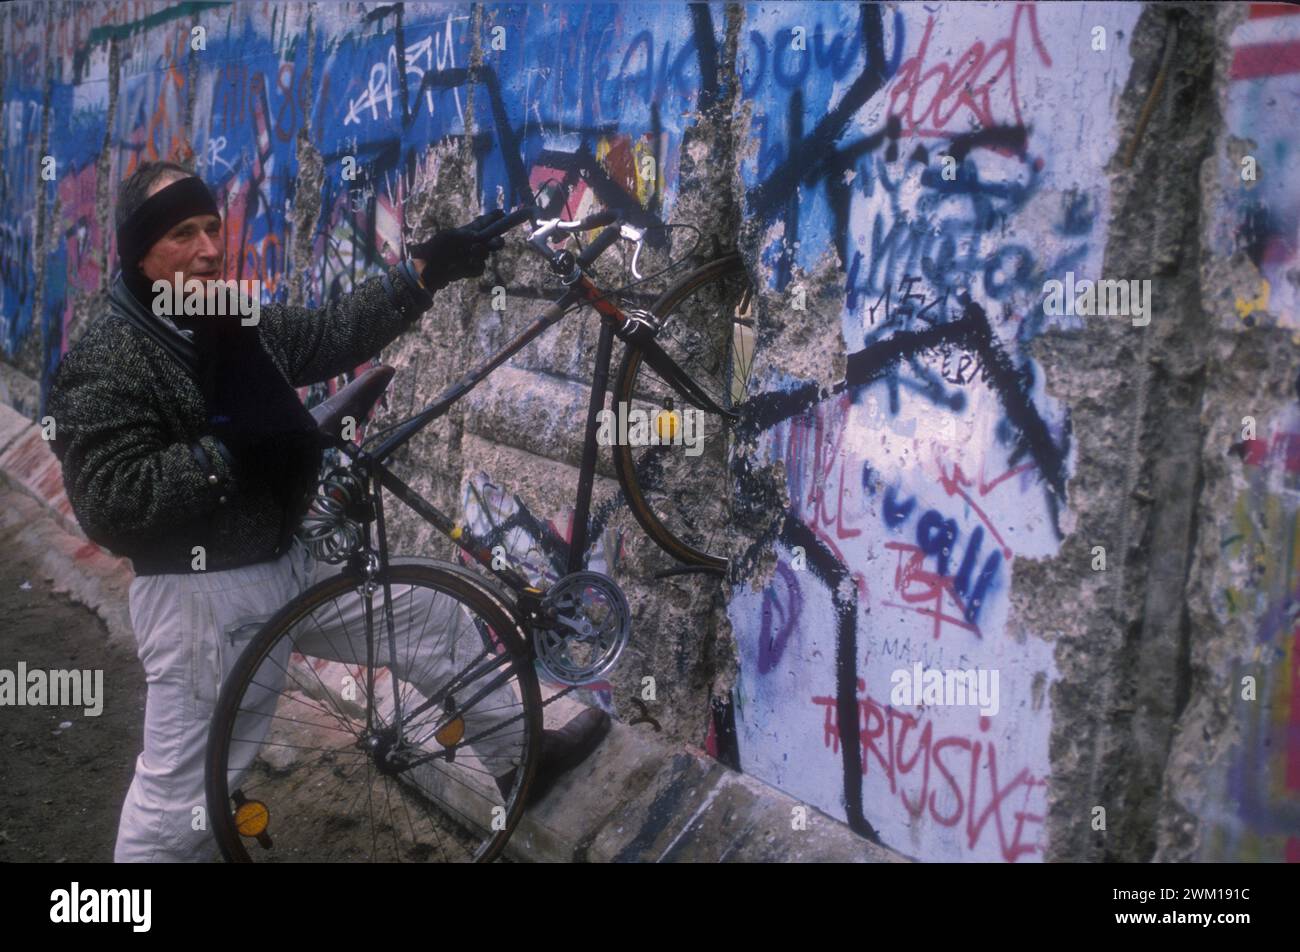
<box><xmin>205</xmin><ymin>561</ymin><xmax>541</xmax><ymax>862</ymax></box>
<box><xmin>612</xmin><ymin>254</ymin><xmax>756</xmax><ymax>571</ymax></box>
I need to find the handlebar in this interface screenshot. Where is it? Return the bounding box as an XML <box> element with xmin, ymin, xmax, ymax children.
<box><xmin>470</xmin><ymin>204</ymin><xmax>538</xmax><ymax>241</ymax></box>
<box><xmin>469</xmin><ymin>203</ymin><xmax>641</xmax><ymax>278</ymax></box>
<box><xmin>577</xmin><ymin>224</ymin><xmax>623</xmax><ymax>268</ymax></box>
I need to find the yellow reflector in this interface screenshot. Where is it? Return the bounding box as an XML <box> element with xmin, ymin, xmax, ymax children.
<box><xmin>450</xmin><ymin>525</ymin><xmax>463</xmax><ymax>541</ymax></box>
<box><xmin>235</xmin><ymin>799</ymin><xmax>270</xmax><ymax>837</ymax></box>
<box><xmin>655</xmin><ymin>409</ymin><xmax>680</xmax><ymax>441</ymax></box>
<box><xmin>435</xmin><ymin>717</ymin><xmax>465</xmax><ymax>747</ymax></box>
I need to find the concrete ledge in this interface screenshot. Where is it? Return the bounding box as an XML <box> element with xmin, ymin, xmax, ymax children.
<box><xmin>506</xmin><ymin>718</ymin><xmax>907</xmax><ymax>863</ymax></box>
<box><xmin>0</xmin><ymin>484</ymin><xmax>135</xmax><ymax>647</ymax></box>
<box><xmin>0</xmin><ymin>401</ymin><xmax>135</xmax><ymax>646</ymax></box>
<box><xmin>0</xmin><ymin>401</ymin><xmax>80</xmax><ymax>538</ymax></box>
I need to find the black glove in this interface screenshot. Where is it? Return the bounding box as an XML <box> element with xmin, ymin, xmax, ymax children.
<box><xmin>409</xmin><ymin>209</ymin><xmax>507</xmax><ymax>292</ymax></box>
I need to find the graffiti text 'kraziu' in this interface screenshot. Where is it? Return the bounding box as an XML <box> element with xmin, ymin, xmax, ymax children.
<box><xmin>811</xmin><ymin>685</ymin><xmax>1046</xmax><ymax>862</ymax></box>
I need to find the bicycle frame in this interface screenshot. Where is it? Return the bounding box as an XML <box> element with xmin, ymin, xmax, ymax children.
<box><xmin>316</xmin><ymin>219</ymin><xmax>729</xmax><ymax>608</ymax></box>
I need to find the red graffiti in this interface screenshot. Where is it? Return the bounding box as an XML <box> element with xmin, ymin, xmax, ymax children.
<box><xmin>1243</xmin><ymin>428</ymin><xmax>1300</xmax><ymax>476</ymax></box>
<box><xmin>1229</xmin><ymin>4</ymin><xmax>1300</xmax><ymax>81</ymax></box>
<box><xmin>58</xmin><ymin>163</ymin><xmax>103</xmax><ymax>294</ymax></box>
<box><xmin>217</xmin><ymin>195</ymin><xmax>266</xmax><ymax>291</ymax></box>
<box><xmin>216</xmin><ymin>61</ymin><xmax>314</xmax><ymax>144</ymax></box>
<box><xmin>882</xmin><ymin>541</ymin><xmax>982</xmax><ymax>640</ymax></box>
<box><xmin>774</xmin><ymin>396</ymin><xmax>869</xmax><ymax>599</ymax></box>
<box><xmin>217</xmin><ymin>63</ymin><xmax>266</xmax><ymax>132</ymax></box>
<box><xmin>812</xmin><ymin>685</ymin><xmax>1046</xmax><ymax>861</ymax></box>
<box><xmin>47</xmin><ymin>3</ymin><xmax>118</xmax><ymax>58</ymax></box>
<box><xmin>122</xmin><ymin>27</ymin><xmax>193</xmax><ymax>178</ymax></box>
<box><xmin>932</xmin><ymin>454</ymin><xmax>1036</xmax><ymax>560</ymax></box>
<box><xmin>805</xmin><ymin>398</ymin><xmax>864</xmax><ymax>543</ymax></box>
<box><xmin>214</xmin><ymin>79</ymin><xmax>284</xmax><ymax>293</ymax></box>
<box><xmin>887</xmin><ymin>2</ymin><xmax>1052</xmax><ymax>138</ymax></box>
<box><xmin>275</xmin><ymin>62</ymin><xmax>312</xmax><ymax>142</ymax></box>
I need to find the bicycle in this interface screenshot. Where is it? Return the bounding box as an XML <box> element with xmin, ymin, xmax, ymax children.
<box><xmin>204</xmin><ymin>201</ymin><xmax>757</xmax><ymax>862</ymax></box>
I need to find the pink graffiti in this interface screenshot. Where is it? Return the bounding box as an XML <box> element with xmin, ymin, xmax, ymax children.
<box><xmin>812</xmin><ymin>683</ymin><xmax>1046</xmax><ymax>861</ymax></box>
<box><xmin>881</xmin><ymin>541</ymin><xmax>982</xmax><ymax>640</ymax></box>
<box><xmin>800</xmin><ymin>396</ymin><xmax>863</xmax><ymax>543</ymax></box>
<box><xmin>773</xmin><ymin>395</ymin><xmax>869</xmax><ymax>600</ymax></box>
<box><xmin>58</xmin><ymin>164</ymin><xmax>102</xmax><ymax>293</ymax></box>
<box><xmin>887</xmin><ymin>2</ymin><xmax>1052</xmax><ymax>138</ymax></box>
<box><xmin>932</xmin><ymin>453</ymin><xmax>1037</xmax><ymax>560</ymax></box>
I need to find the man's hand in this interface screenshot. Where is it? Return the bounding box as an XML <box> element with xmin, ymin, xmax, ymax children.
<box><xmin>409</xmin><ymin>209</ymin><xmax>507</xmax><ymax>292</ymax></box>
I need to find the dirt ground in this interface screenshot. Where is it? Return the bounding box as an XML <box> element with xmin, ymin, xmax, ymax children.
<box><xmin>0</xmin><ymin>546</ymin><xmax>516</xmax><ymax>863</ymax></box>
<box><xmin>0</xmin><ymin>547</ymin><xmax>144</xmax><ymax>862</ymax></box>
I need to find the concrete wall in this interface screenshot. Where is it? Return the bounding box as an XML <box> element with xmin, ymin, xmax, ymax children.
<box><xmin>726</xmin><ymin>1</ymin><xmax>1144</xmax><ymax>863</ymax></box>
<box><xmin>1</xmin><ymin>1</ymin><xmax>1296</xmax><ymax>863</ymax></box>
<box><xmin>1156</xmin><ymin>3</ymin><xmax>1300</xmax><ymax>863</ymax></box>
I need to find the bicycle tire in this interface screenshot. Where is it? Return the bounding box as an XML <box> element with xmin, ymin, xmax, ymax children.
<box><xmin>205</xmin><ymin>561</ymin><xmax>542</xmax><ymax>863</ymax></box>
<box><xmin>612</xmin><ymin>253</ymin><xmax>756</xmax><ymax>571</ymax></box>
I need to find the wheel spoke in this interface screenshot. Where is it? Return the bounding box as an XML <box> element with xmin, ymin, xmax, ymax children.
<box><xmin>208</xmin><ymin>565</ymin><xmax>540</xmax><ymax>863</ymax></box>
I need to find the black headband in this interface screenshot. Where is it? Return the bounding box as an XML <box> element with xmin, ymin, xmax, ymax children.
<box><xmin>116</xmin><ymin>175</ymin><xmax>220</xmax><ymax>272</ymax></box>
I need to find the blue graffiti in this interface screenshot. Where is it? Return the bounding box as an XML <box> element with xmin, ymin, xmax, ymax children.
<box><xmin>881</xmin><ymin>486</ymin><xmax>1001</xmax><ymax>626</ymax></box>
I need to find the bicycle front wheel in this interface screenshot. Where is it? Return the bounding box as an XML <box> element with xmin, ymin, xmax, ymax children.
<box><xmin>613</xmin><ymin>253</ymin><xmax>756</xmax><ymax>572</ymax></box>
<box><xmin>205</xmin><ymin>561</ymin><xmax>542</xmax><ymax>863</ymax></box>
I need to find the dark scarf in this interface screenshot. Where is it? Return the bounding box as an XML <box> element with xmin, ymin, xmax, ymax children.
<box><xmin>179</xmin><ymin>303</ymin><xmax>321</xmax><ymax>515</ymax></box>
<box><xmin>115</xmin><ymin>268</ymin><xmax>322</xmax><ymax>517</ymax></box>
<box><xmin>115</xmin><ymin>175</ymin><xmax>321</xmax><ymax>520</ymax></box>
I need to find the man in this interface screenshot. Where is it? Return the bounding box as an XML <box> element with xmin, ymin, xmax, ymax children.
<box><xmin>47</xmin><ymin>161</ymin><xmax>609</xmax><ymax>861</ymax></box>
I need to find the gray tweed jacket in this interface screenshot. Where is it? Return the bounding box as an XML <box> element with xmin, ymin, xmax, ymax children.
<box><xmin>47</xmin><ymin>263</ymin><xmax>432</xmax><ymax>576</ymax></box>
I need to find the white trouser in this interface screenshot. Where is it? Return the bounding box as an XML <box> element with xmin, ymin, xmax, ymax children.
<box><xmin>114</xmin><ymin>536</ymin><xmax>519</xmax><ymax>862</ymax></box>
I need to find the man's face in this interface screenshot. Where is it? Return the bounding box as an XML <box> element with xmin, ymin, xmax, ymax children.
<box><xmin>137</xmin><ymin>175</ymin><xmax>224</xmax><ymax>285</ymax></box>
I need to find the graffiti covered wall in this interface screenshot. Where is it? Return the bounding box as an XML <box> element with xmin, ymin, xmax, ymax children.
<box><xmin>2</xmin><ymin>1</ymin><xmax>1296</xmax><ymax>863</ymax></box>
<box><xmin>726</xmin><ymin>1</ymin><xmax>1140</xmax><ymax>861</ymax></box>
<box><xmin>1160</xmin><ymin>3</ymin><xmax>1300</xmax><ymax>863</ymax></box>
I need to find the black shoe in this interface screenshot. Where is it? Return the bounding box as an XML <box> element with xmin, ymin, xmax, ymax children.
<box><xmin>494</xmin><ymin>708</ymin><xmax>611</xmax><ymax>806</ymax></box>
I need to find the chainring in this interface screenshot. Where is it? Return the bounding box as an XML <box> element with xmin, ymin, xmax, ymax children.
<box><xmin>533</xmin><ymin>572</ymin><xmax>631</xmax><ymax>686</ymax></box>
